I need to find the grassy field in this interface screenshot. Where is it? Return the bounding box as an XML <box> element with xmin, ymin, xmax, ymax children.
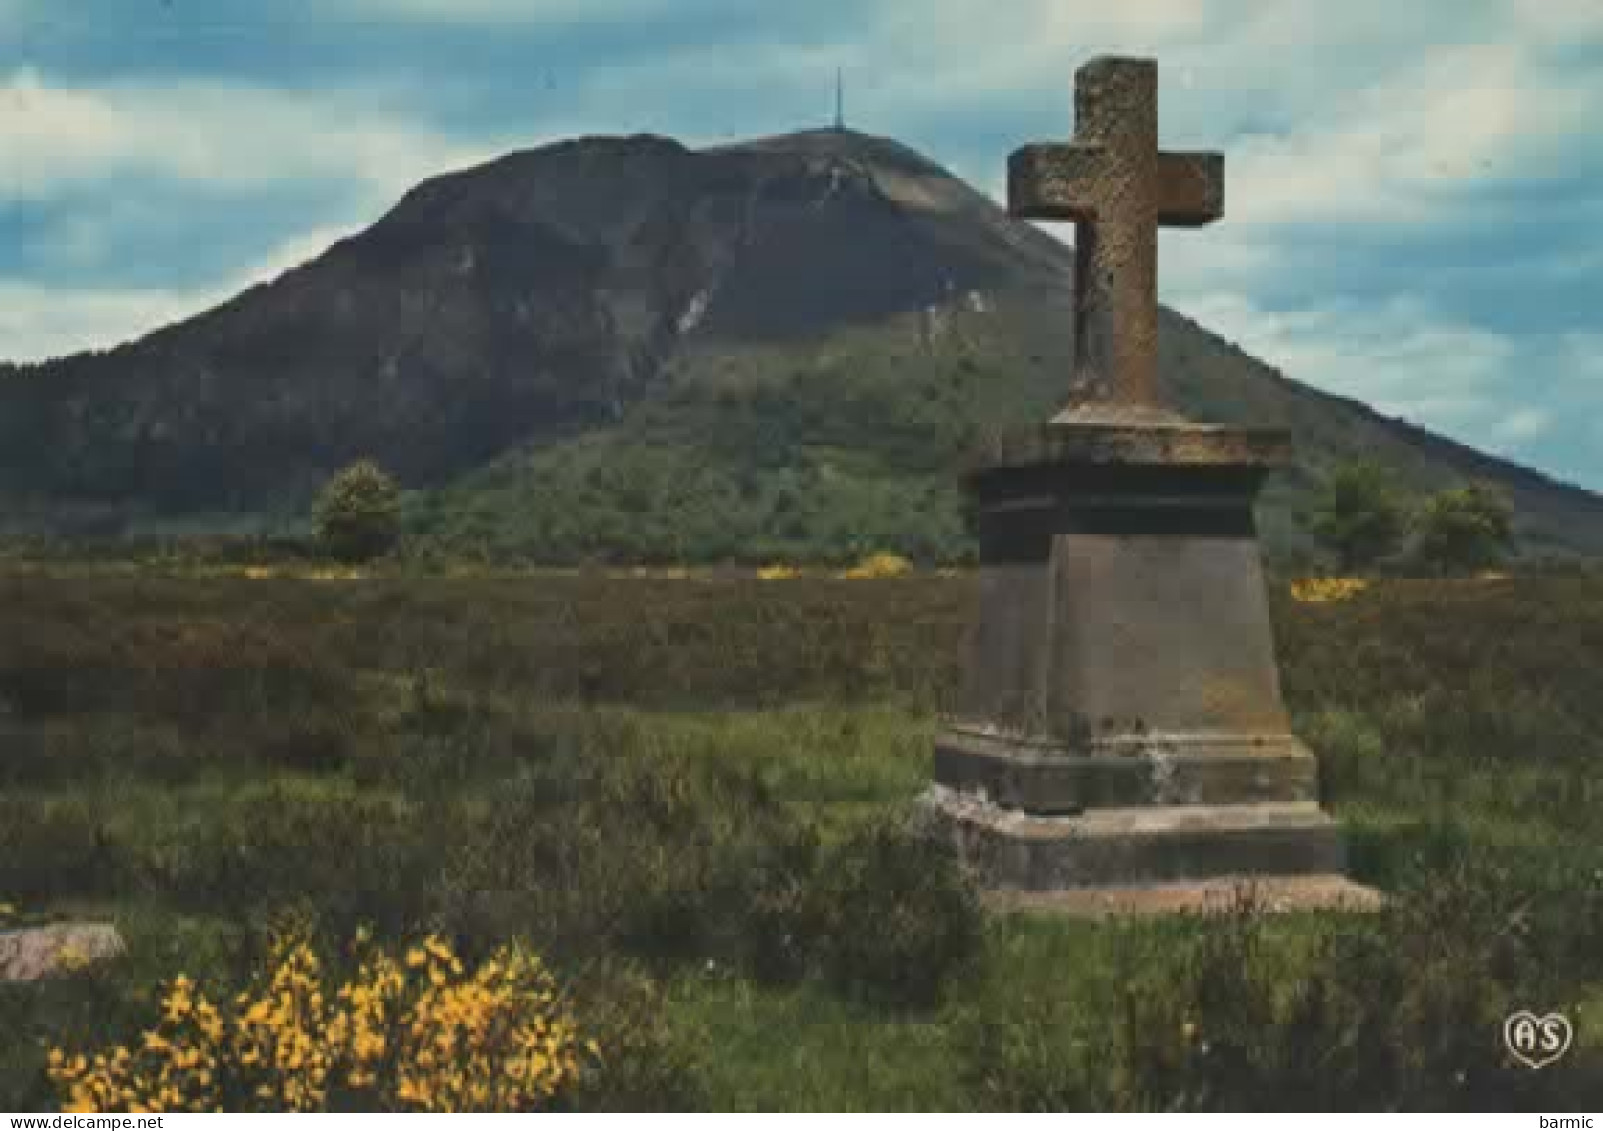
<box><xmin>2</xmin><ymin>573</ymin><xmax>1601</xmax><ymax>1110</ymax></box>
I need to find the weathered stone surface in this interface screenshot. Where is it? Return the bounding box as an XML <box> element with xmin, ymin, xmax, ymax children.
<box><xmin>924</xmin><ymin>787</ymin><xmax>1346</xmax><ymax>890</ymax></box>
<box><xmin>935</xmin><ymin>727</ymin><xmax>1321</xmax><ymax>814</ymax></box>
<box><xmin>946</xmin><ymin>449</ymin><xmax>1292</xmax><ymax>745</ymax></box>
<box><xmin>928</xmin><ymin>54</ymin><xmax>1375</xmax><ymax>912</ymax></box>
<box><xmin>966</xmin><ymin>420</ymin><xmax>1293</xmax><ymax>475</ymax></box>
<box><xmin>0</xmin><ymin>923</ymin><xmax>126</xmax><ymax>982</ymax></box>
<box><xmin>1008</xmin><ymin>55</ymin><xmax>1224</xmax><ymax>417</ymax></box>
<box><xmin>923</xmin><ymin>430</ymin><xmax>1379</xmax><ymax>906</ymax></box>
<box><xmin>1009</xmin><ymin>146</ymin><xmax>1223</xmax><ymax>229</ymax></box>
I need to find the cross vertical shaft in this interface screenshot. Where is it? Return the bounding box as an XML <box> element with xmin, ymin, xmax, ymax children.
<box><xmin>1008</xmin><ymin>57</ymin><xmax>1224</xmax><ymax>421</ymax></box>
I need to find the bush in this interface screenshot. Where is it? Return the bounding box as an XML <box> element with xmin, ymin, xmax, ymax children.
<box><xmin>614</xmin><ymin>814</ymin><xmax>983</xmax><ymax>1010</ymax></box>
<box><xmin>48</xmin><ymin>928</ymin><xmax>597</xmax><ymax>1113</ymax></box>
<box><xmin>252</xmin><ymin>719</ymin><xmax>355</xmax><ymax>775</ymax></box>
<box><xmin>426</xmin><ymin>736</ymin><xmax>797</xmax><ymax>970</ymax></box>
<box><xmin>755</xmin><ymin>819</ymin><xmax>981</xmax><ymax>1009</ymax></box>
<box><xmin>959</xmin><ymin>864</ymin><xmax>1601</xmax><ymax>1111</ymax></box>
<box><xmin>129</xmin><ymin>785</ymin><xmax>432</xmax><ymax>923</ymax></box>
<box><xmin>738</xmin><ymin>828</ymin><xmax>825</xmax><ymax>986</ymax></box>
<box><xmin>0</xmin><ymin>796</ymin><xmax>120</xmax><ymax>904</ymax></box>
<box><xmin>1407</xmin><ymin>482</ymin><xmax>1515</xmax><ymax>577</ymax></box>
<box><xmin>567</xmin><ymin>963</ymin><xmax>709</xmax><ymax>1111</ymax></box>
<box><xmin>1302</xmin><ymin>461</ymin><xmax>1407</xmax><ymax>574</ymax></box>
<box><xmin>313</xmin><ymin>460</ymin><xmax>402</xmax><ymax>564</ymax></box>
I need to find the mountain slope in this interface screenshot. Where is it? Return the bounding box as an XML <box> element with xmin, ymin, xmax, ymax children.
<box><xmin>2</xmin><ymin>127</ymin><xmax>1600</xmax><ymax>560</ymax></box>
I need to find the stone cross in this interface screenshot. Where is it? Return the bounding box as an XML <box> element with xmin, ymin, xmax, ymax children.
<box><xmin>1009</xmin><ymin>56</ymin><xmax>1224</xmax><ymax>420</ymax></box>
<box><xmin>925</xmin><ymin>56</ymin><xmax>1375</xmax><ymax>914</ymax></box>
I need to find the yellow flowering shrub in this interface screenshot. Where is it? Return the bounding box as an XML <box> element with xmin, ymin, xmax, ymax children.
<box><xmin>757</xmin><ymin>564</ymin><xmax>803</xmax><ymax>580</ymax></box>
<box><xmin>1289</xmin><ymin>577</ymin><xmax>1369</xmax><ymax>604</ymax></box>
<box><xmin>52</xmin><ymin>941</ymin><xmax>96</xmax><ymax>975</ymax></box>
<box><xmin>839</xmin><ymin>553</ymin><xmax>914</xmax><ymax>580</ymax></box>
<box><xmin>48</xmin><ymin>930</ymin><xmax>597</xmax><ymax>1113</ymax></box>
<box><xmin>305</xmin><ymin>567</ymin><xmax>367</xmax><ymax>582</ymax></box>
<box><xmin>235</xmin><ymin>565</ymin><xmax>369</xmax><ymax>581</ymax></box>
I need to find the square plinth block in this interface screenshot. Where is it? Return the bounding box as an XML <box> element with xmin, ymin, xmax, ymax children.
<box><xmin>928</xmin><ymin>420</ymin><xmax>1376</xmax><ymax>909</ymax></box>
<box><xmin>949</xmin><ymin>421</ymin><xmax>1300</xmax><ymax>746</ymax></box>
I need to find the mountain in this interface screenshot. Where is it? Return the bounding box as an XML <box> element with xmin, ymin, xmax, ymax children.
<box><xmin>2</xmin><ymin>127</ymin><xmax>1601</xmax><ymax>562</ymax></box>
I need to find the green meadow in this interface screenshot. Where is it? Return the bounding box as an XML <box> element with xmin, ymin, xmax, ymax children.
<box><xmin>2</xmin><ymin>573</ymin><xmax>1600</xmax><ymax>1110</ymax></box>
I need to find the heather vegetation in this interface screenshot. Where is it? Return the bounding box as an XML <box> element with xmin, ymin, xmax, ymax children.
<box><xmin>2</xmin><ymin>573</ymin><xmax>1601</xmax><ymax>1109</ymax></box>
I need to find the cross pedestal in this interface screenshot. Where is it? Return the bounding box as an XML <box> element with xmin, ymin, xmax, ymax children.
<box><xmin>922</xmin><ymin>57</ymin><xmax>1377</xmax><ymax>914</ymax></box>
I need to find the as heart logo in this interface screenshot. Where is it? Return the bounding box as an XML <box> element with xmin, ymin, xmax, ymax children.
<box><xmin>1503</xmin><ymin>1011</ymin><xmax>1573</xmax><ymax>1070</ymax></box>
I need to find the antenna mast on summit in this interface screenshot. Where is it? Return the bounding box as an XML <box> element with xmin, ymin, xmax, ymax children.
<box><xmin>834</xmin><ymin>67</ymin><xmax>845</xmax><ymax>131</ymax></box>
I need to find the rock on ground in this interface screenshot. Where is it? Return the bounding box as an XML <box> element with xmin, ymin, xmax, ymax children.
<box><xmin>0</xmin><ymin>923</ymin><xmax>126</xmax><ymax>982</ymax></box>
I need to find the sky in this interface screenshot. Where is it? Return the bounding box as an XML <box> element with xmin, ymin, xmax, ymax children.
<box><xmin>0</xmin><ymin>0</ymin><xmax>1600</xmax><ymax>489</ymax></box>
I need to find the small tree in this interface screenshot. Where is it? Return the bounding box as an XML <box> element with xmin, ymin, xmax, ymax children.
<box><xmin>1302</xmin><ymin>460</ymin><xmax>1407</xmax><ymax>574</ymax></box>
<box><xmin>1407</xmin><ymin>481</ymin><xmax>1515</xmax><ymax>577</ymax></box>
<box><xmin>313</xmin><ymin>459</ymin><xmax>402</xmax><ymax>563</ymax></box>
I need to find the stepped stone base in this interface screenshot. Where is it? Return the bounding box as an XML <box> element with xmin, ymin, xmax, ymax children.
<box><xmin>922</xmin><ymin>785</ymin><xmax>1373</xmax><ymax>906</ymax></box>
<box><xmin>935</xmin><ymin>725</ymin><xmax>1320</xmax><ymax>813</ymax></box>
<box><xmin>928</xmin><ymin>416</ymin><xmax>1375</xmax><ymax>912</ymax></box>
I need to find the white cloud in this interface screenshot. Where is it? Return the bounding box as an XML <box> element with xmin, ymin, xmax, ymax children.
<box><xmin>1508</xmin><ymin>0</ymin><xmax>1603</xmax><ymax>42</ymax></box>
<box><xmin>0</xmin><ymin>223</ymin><xmax>356</xmax><ymax>362</ymax></box>
<box><xmin>545</xmin><ymin>0</ymin><xmax>1213</xmax><ymax>130</ymax></box>
<box><xmin>1554</xmin><ymin>332</ymin><xmax>1603</xmax><ymax>388</ymax></box>
<box><xmin>324</xmin><ymin>0</ymin><xmax>691</xmax><ymax>25</ymax></box>
<box><xmin>1167</xmin><ymin>288</ymin><xmax>1603</xmax><ymax>485</ymax></box>
<box><xmin>1178</xmin><ymin>291</ymin><xmax>1518</xmax><ymax>424</ymax></box>
<box><xmin>1224</xmin><ymin>43</ymin><xmax>1590</xmax><ymax>226</ymax></box>
<box><xmin>542</xmin><ymin>2</ymin><xmax>1598</xmax><ymax>237</ymax></box>
<box><xmin>0</xmin><ymin>278</ymin><xmax>212</xmax><ymax>363</ymax></box>
<box><xmin>1494</xmin><ymin>407</ymin><xmax>1553</xmax><ymax>444</ymax></box>
<box><xmin>237</xmin><ymin>224</ymin><xmax>364</xmax><ymax>287</ymax></box>
<box><xmin>886</xmin><ymin>0</ymin><xmax>1210</xmax><ymax>68</ymax></box>
<box><xmin>0</xmin><ymin>65</ymin><xmax>535</xmax><ymax>359</ymax></box>
<box><xmin>0</xmin><ymin>67</ymin><xmax>508</xmax><ymax>203</ymax></box>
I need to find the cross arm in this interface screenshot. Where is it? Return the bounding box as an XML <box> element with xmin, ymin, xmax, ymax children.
<box><xmin>1156</xmin><ymin>151</ymin><xmax>1224</xmax><ymax>226</ymax></box>
<box><xmin>1007</xmin><ymin>143</ymin><xmax>1104</xmax><ymax>221</ymax></box>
